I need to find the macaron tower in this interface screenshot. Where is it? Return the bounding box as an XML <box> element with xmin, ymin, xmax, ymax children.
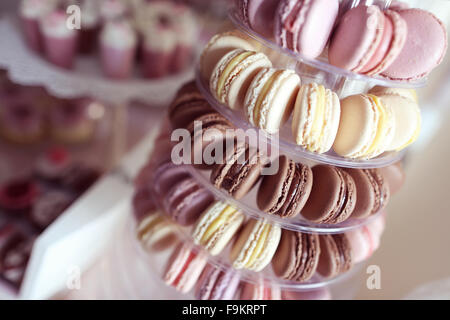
<box><xmin>129</xmin><ymin>0</ymin><xmax>448</xmax><ymax>301</ymax></box>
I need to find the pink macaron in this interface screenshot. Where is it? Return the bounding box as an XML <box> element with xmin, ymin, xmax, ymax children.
<box><xmin>328</xmin><ymin>5</ymin><xmax>407</xmax><ymax>75</ymax></box>
<box><xmin>238</xmin><ymin>0</ymin><xmax>279</xmax><ymax>38</ymax></box>
<box><xmin>381</xmin><ymin>9</ymin><xmax>448</xmax><ymax>81</ymax></box>
<box><xmin>195</xmin><ymin>264</ymin><xmax>241</xmax><ymax>300</ymax></box>
<box><xmin>164</xmin><ymin>243</ymin><xmax>208</xmax><ymax>294</ymax></box>
<box><xmin>345</xmin><ymin>213</ymin><xmax>386</xmax><ymax>264</ymax></box>
<box><xmin>275</xmin><ymin>0</ymin><xmax>339</xmax><ymax>59</ymax></box>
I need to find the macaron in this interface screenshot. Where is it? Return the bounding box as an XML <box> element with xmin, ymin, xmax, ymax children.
<box><xmin>345</xmin><ymin>213</ymin><xmax>386</xmax><ymax>264</ymax></box>
<box><xmin>257</xmin><ymin>155</ymin><xmax>313</xmax><ymax>218</ymax></box>
<box><xmin>329</xmin><ymin>5</ymin><xmax>408</xmax><ymax>75</ymax></box>
<box><xmin>230</xmin><ymin>219</ymin><xmax>281</xmax><ymax>272</ymax></box>
<box><xmin>192</xmin><ymin>201</ymin><xmax>244</xmax><ymax>255</ymax></box>
<box><xmin>238</xmin><ymin>0</ymin><xmax>279</xmax><ymax>38</ymax></box>
<box><xmin>164</xmin><ymin>243</ymin><xmax>208</xmax><ymax>293</ymax></box>
<box><xmin>245</xmin><ymin>67</ymin><xmax>300</xmax><ymax>134</ymax></box>
<box><xmin>186</xmin><ymin>112</ymin><xmax>236</xmax><ymax>169</ymax></box>
<box><xmin>292</xmin><ymin>82</ymin><xmax>341</xmax><ymax>153</ymax></box>
<box><xmin>317</xmin><ymin>234</ymin><xmax>352</xmax><ymax>278</ymax></box>
<box><xmin>210</xmin><ymin>49</ymin><xmax>272</xmax><ymax>110</ymax></box>
<box><xmin>200</xmin><ymin>30</ymin><xmax>256</xmax><ymax>80</ymax></box>
<box><xmin>275</xmin><ymin>0</ymin><xmax>339</xmax><ymax>59</ymax></box>
<box><xmin>195</xmin><ymin>264</ymin><xmax>240</xmax><ymax>300</ymax></box>
<box><xmin>136</xmin><ymin>212</ymin><xmax>178</xmax><ymax>251</ymax></box>
<box><xmin>302</xmin><ymin>165</ymin><xmax>356</xmax><ymax>224</ymax></box>
<box><xmin>239</xmin><ymin>278</ymin><xmax>282</xmax><ymax>300</ymax></box>
<box><xmin>211</xmin><ymin>142</ymin><xmax>265</xmax><ymax>200</ymax></box>
<box><xmin>368</xmin><ymin>87</ymin><xmax>421</xmax><ymax>152</ymax></box>
<box><xmin>272</xmin><ymin>230</ymin><xmax>320</xmax><ymax>282</ymax></box>
<box><xmin>381</xmin><ymin>9</ymin><xmax>448</xmax><ymax>81</ymax></box>
<box><xmin>151</xmin><ymin>162</ymin><xmax>190</xmax><ymax>199</ymax></box>
<box><xmin>368</xmin><ymin>86</ymin><xmax>418</xmax><ymax>103</ymax></box>
<box><xmin>162</xmin><ymin>177</ymin><xmax>215</xmax><ymax>226</ymax></box>
<box><xmin>344</xmin><ymin>168</ymin><xmax>390</xmax><ymax>219</ymax></box>
<box><xmin>379</xmin><ymin>162</ymin><xmax>405</xmax><ymax>195</ymax></box>
<box><xmin>333</xmin><ymin>94</ymin><xmax>395</xmax><ymax>159</ymax></box>
<box><xmin>169</xmin><ymin>82</ymin><xmax>213</xmax><ymax>130</ymax></box>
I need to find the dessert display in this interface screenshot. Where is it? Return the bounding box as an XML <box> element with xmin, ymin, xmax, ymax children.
<box><xmin>0</xmin><ymin>82</ymin><xmax>102</xmax><ymax>145</ymax></box>
<box><xmin>17</xmin><ymin>0</ymin><xmax>199</xmax><ymax>79</ymax></box>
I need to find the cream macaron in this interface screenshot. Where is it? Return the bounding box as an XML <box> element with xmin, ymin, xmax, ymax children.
<box><xmin>230</xmin><ymin>219</ymin><xmax>281</xmax><ymax>272</ymax></box>
<box><xmin>292</xmin><ymin>83</ymin><xmax>341</xmax><ymax>153</ymax></box>
<box><xmin>245</xmin><ymin>67</ymin><xmax>301</xmax><ymax>134</ymax></box>
<box><xmin>333</xmin><ymin>94</ymin><xmax>395</xmax><ymax>159</ymax></box>
<box><xmin>210</xmin><ymin>49</ymin><xmax>272</xmax><ymax>110</ymax></box>
<box><xmin>200</xmin><ymin>30</ymin><xmax>257</xmax><ymax>80</ymax></box>
<box><xmin>368</xmin><ymin>86</ymin><xmax>421</xmax><ymax>151</ymax></box>
<box><xmin>192</xmin><ymin>201</ymin><xmax>244</xmax><ymax>256</ymax></box>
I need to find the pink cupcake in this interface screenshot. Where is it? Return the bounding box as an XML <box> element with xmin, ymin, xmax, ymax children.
<box><xmin>0</xmin><ymin>97</ymin><xmax>45</xmax><ymax>144</ymax></box>
<box><xmin>172</xmin><ymin>5</ymin><xmax>198</xmax><ymax>73</ymax></box>
<box><xmin>49</xmin><ymin>98</ymin><xmax>96</xmax><ymax>144</ymax></box>
<box><xmin>39</xmin><ymin>11</ymin><xmax>79</xmax><ymax>69</ymax></box>
<box><xmin>78</xmin><ymin>0</ymin><xmax>101</xmax><ymax>54</ymax></box>
<box><xmin>141</xmin><ymin>26</ymin><xmax>177</xmax><ymax>78</ymax></box>
<box><xmin>99</xmin><ymin>0</ymin><xmax>129</xmax><ymax>22</ymax></box>
<box><xmin>19</xmin><ymin>0</ymin><xmax>58</xmax><ymax>52</ymax></box>
<box><xmin>100</xmin><ymin>20</ymin><xmax>137</xmax><ymax>79</ymax></box>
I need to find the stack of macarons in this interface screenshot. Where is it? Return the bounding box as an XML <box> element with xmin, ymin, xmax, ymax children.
<box><xmin>235</xmin><ymin>1</ymin><xmax>447</xmax><ymax>80</ymax></box>
<box><xmin>146</xmin><ymin>200</ymin><xmax>387</xmax><ymax>295</ymax></box>
<box><xmin>200</xmin><ymin>33</ymin><xmax>422</xmax><ymax>159</ymax></box>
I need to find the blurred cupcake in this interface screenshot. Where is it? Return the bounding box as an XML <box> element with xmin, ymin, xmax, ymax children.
<box><xmin>99</xmin><ymin>0</ymin><xmax>128</xmax><ymax>22</ymax></box>
<box><xmin>0</xmin><ymin>178</ymin><xmax>39</xmax><ymax>216</ymax></box>
<box><xmin>137</xmin><ymin>1</ymin><xmax>197</xmax><ymax>78</ymax></box>
<box><xmin>40</xmin><ymin>10</ymin><xmax>79</xmax><ymax>69</ymax></box>
<box><xmin>19</xmin><ymin>0</ymin><xmax>58</xmax><ymax>52</ymax></box>
<box><xmin>49</xmin><ymin>98</ymin><xmax>96</xmax><ymax>144</ymax></box>
<box><xmin>78</xmin><ymin>0</ymin><xmax>100</xmax><ymax>54</ymax></box>
<box><xmin>34</xmin><ymin>147</ymin><xmax>72</xmax><ymax>184</ymax></box>
<box><xmin>0</xmin><ymin>97</ymin><xmax>45</xmax><ymax>144</ymax></box>
<box><xmin>141</xmin><ymin>26</ymin><xmax>177</xmax><ymax>79</ymax></box>
<box><xmin>100</xmin><ymin>19</ymin><xmax>137</xmax><ymax>79</ymax></box>
<box><xmin>172</xmin><ymin>5</ymin><xmax>198</xmax><ymax>73</ymax></box>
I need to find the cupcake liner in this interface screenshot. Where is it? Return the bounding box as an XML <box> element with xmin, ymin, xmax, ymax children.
<box><xmin>171</xmin><ymin>44</ymin><xmax>193</xmax><ymax>73</ymax></box>
<box><xmin>42</xmin><ymin>34</ymin><xmax>78</xmax><ymax>69</ymax></box>
<box><xmin>100</xmin><ymin>43</ymin><xmax>136</xmax><ymax>79</ymax></box>
<box><xmin>21</xmin><ymin>16</ymin><xmax>42</xmax><ymax>53</ymax></box>
<box><xmin>142</xmin><ymin>47</ymin><xmax>172</xmax><ymax>79</ymax></box>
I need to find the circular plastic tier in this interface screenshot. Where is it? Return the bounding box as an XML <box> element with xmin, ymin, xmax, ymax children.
<box><xmin>195</xmin><ymin>69</ymin><xmax>404</xmax><ymax>169</ymax></box>
<box><xmin>185</xmin><ymin>163</ymin><xmax>382</xmax><ymax>234</ymax></box>
<box><xmin>0</xmin><ymin>16</ymin><xmax>193</xmax><ymax>105</ymax></box>
<box><xmin>131</xmin><ymin>214</ymin><xmax>362</xmax><ymax>294</ymax></box>
<box><xmin>228</xmin><ymin>5</ymin><xmax>429</xmax><ymax>89</ymax></box>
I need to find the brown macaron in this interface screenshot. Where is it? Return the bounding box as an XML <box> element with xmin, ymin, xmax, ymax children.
<box><xmin>302</xmin><ymin>165</ymin><xmax>356</xmax><ymax>224</ymax></box>
<box><xmin>257</xmin><ymin>155</ymin><xmax>313</xmax><ymax>218</ymax></box>
<box><xmin>317</xmin><ymin>234</ymin><xmax>352</xmax><ymax>278</ymax></box>
<box><xmin>211</xmin><ymin>142</ymin><xmax>266</xmax><ymax>199</ymax></box>
<box><xmin>344</xmin><ymin>168</ymin><xmax>390</xmax><ymax>219</ymax></box>
<box><xmin>272</xmin><ymin>230</ymin><xmax>320</xmax><ymax>282</ymax></box>
<box><xmin>186</xmin><ymin>113</ymin><xmax>235</xmax><ymax>169</ymax></box>
<box><xmin>169</xmin><ymin>81</ymin><xmax>213</xmax><ymax>129</ymax></box>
